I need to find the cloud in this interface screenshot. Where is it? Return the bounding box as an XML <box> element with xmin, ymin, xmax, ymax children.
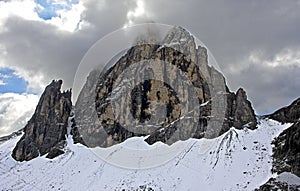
<box><xmin>144</xmin><ymin>0</ymin><xmax>300</xmax><ymax>114</ymax></box>
<box><xmin>0</xmin><ymin>0</ymin><xmax>135</xmax><ymax>94</ymax></box>
<box><xmin>0</xmin><ymin>0</ymin><xmax>87</xmax><ymax>93</ymax></box>
<box><xmin>0</xmin><ymin>0</ymin><xmax>136</xmax><ymax>135</ymax></box>
<box><xmin>0</xmin><ymin>0</ymin><xmax>299</xmax><ymax>116</ymax></box>
<box><xmin>225</xmin><ymin>47</ymin><xmax>300</xmax><ymax>114</ymax></box>
<box><xmin>35</xmin><ymin>0</ymin><xmax>78</xmax><ymax>20</ymax></box>
<box><xmin>44</xmin><ymin>1</ymin><xmax>87</xmax><ymax>32</ymax></box>
<box><xmin>0</xmin><ymin>0</ymin><xmax>40</xmax><ymax>31</ymax></box>
<box><xmin>0</xmin><ymin>72</ymin><xmax>10</xmax><ymax>85</ymax></box>
<box><xmin>0</xmin><ymin>93</ymin><xmax>39</xmax><ymax>137</ymax></box>
<box><xmin>0</xmin><ymin>17</ymin><xmax>90</xmax><ymax>93</ymax></box>
<box><xmin>124</xmin><ymin>0</ymin><xmax>147</xmax><ymax>28</ymax></box>
<box><xmin>0</xmin><ymin>80</ymin><xmax>6</xmax><ymax>86</ymax></box>
<box><xmin>0</xmin><ymin>73</ymin><xmax>10</xmax><ymax>79</ymax></box>
<box><xmin>258</xmin><ymin>48</ymin><xmax>300</xmax><ymax>68</ymax></box>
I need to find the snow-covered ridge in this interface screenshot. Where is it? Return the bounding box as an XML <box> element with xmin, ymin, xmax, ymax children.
<box><xmin>0</xmin><ymin>118</ymin><xmax>291</xmax><ymax>190</ymax></box>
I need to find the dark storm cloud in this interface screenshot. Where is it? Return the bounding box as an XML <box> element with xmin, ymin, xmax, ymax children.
<box><xmin>143</xmin><ymin>0</ymin><xmax>300</xmax><ymax>114</ymax></box>
<box><xmin>146</xmin><ymin>0</ymin><xmax>300</xmax><ymax>55</ymax></box>
<box><xmin>236</xmin><ymin>58</ymin><xmax>300</xmax><ymax>114</ymax></box>
<box><xmin>1</xmin><ymin>16</ymin><xmax>89</xmax><ymax>91</ymax></box>
<box><xmin>81</xmin><ymin>0</ymin><xmax>129</xmax><ymax>35</ymax></box>
<box><xmin>1</xmin><ymin>0</ymin><xmax>299</xmax><ymax>114</ymax></box>
<box><xmin>0</xmin><ymin>0</ymin><xmax>134</xmax><ymax>92</ymax></box>
<box><xmin>0</xmin><ymin>0</ymin><xmax>139</xmax><ymax>136</ymax></box>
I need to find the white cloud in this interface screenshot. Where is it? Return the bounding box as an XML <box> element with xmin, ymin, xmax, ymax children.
<box><xmin>0</xmin><ymin>80</ymin><xmax>6</xmax><ymax>86</ymax></box>
<box><xmin>0</xmin><ymin>72</ymin><xmax>10</xmax><ymax>86</ymax></box>
<box><xmin>247</xmin><ymin>48</ymin><xmax>300</xmax><ymax>68</ymax></box>
<box><xmin>0</xmin><ymin>0</ymin><xmax>41</xmax><ymax>31</ymax></box>
<box><xmin>0</xmin><ymin>73</ymin><xmax>10</xmax><ymax>79</ymax></box>
<box><xmin>0</xmin><ymin>93</ymin><xmax>39</xmax><ymax>137</ymax></box>
<box><xmin>226</xmin><ymin>48</ymin><xmax>300</xmax><ymax>76</ymax></box>
<box><xmin>53</xmin><ymin>0</ymin><xmax>69</xmax><ymax>6</ymax></box>
<box><xmin>224</xmin><ymin>47</ymin><xmax>300</xmax><ymax>114</ymax></box>
<box><xmin>13</xmin><ymin>69</ymin><xmax>46</xmax><ymax>93</ymax></box>
<box><xmin>46</xmin><ymin>1</ymin><xmax>86</xmax><ymax>32</ymax></box>
<box><xmin>0</xmin><ymin>0</ymin><xmax>299</xmax><ymax>116</ymax></box>
<box><xmin>0</xmin><ymin>0</ymin><xmax>85</xmax><ymax>33</ymax></box>
<box><xmin>0</xmin><ymin>0</ymin><xmax>89</xmax><ymax>94</ymax></box>
<box><xmin>124</xmin><ymin>0</ymin><xmax>148</xmax><ymax>28</ymax></box>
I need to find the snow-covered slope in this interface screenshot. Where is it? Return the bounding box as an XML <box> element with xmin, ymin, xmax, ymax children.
<box><xmin>0</xmin><ymin>119</ymin><xmax>291</xmax><ymax>191</ymax></box>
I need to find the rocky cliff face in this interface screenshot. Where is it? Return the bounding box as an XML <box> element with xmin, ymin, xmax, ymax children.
<box><xmin>74</xmin><ymin>26</ymin><xmax>257</xmax><ymax>147</ymax></box>
<box><xmin>12</xmin><ymin>80</ymin><xmax>72</xmax><ymax>161</ymax></box>
<box><xmin>268</xmin><ymin>98</ymin><xmax>300</xmax><ymax>177</ymax></box>
<box><xmin>256</xmin><ymin>122</ymin><xmax>300</xmax><ymax>191</ymax></box>
<box><xmin>272</xmin><ymin>121</ymin><xmax>300</xmax><ymax>177</ymax></box>
<box><xmin>268</xmin><ymin>98</ymin><xmax>300</xmax><ymax>123</ymax></box>
<box><xmin>256</xmin><ymin>99</ymin><xmax>300</xmax><ymax>190</ymax></box>
<box><xmin>72</xmin><ymin>69</ymin><xmax>102</xmax><ymax>146</ymax></box>
<box><xmin>218</xmin><ymin>87</ymin><xmax>257</xmax><ymax>135</ymax></box>
<box><xmin>255</xmin><ymin>174</ymin><xmax>300</xmax><ymax>191</ymax></box>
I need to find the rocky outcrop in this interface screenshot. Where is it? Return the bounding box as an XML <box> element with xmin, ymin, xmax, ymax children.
<box><xmin>268</xmin><ymin>98</ymin><xmax>300</xmax><ymax>177</ymax></box>
<box><xmin>74</xmin><ymin>26</ymin><xmax>257</xmax><ymax>147</ymax></box>
<box><xmin>272</xmin><ymin>121</ymin><xmax>300</xmax><ymax>177</ymax></box>
<box><xmin>255</xmin><ymin>173</ymin><xmax>300</xmax><ymax>191</ymax></box>
<box><xmin>257</xmin><ymin>98</ymin><xmax>300</xmax><ymax>190</ymax></box>
<box><xmin>267</xmin><ymin>98</ymin><xmax>300</xmax><ymax>123</ymax></box>
<box><xmin>12</xmin><ymin>80</ymin><xmax>72</xmax><ymax>161</ymax></box>
<box><xmin>73</xmin><ymin>69</ymin><xmax>103</xmax><ymax>147</ymax></box>
<box><xmin>224</xmin><ymin>88</ymin><xmax>257</xmax><ymax>132</ymax></box>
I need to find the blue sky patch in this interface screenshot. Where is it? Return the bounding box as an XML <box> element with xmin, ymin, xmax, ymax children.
<box><xmin>0</xmin><ymin>68</ymin><xmax>28</xmax><ymax>94</ymax></box>
<box><xmin>35</xmin><ymin>0</ymin><xmax>79</xmax><ymax>20</ymax></box>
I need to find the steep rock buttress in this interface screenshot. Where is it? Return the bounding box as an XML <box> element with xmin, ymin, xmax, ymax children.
<box><xmin>12</xmin><ymin>80</ymin><xmax>72</xmax><ymax>161</ymax></box>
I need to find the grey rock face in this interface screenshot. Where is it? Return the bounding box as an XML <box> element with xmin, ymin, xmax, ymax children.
<box><xmin>231</xmin><ymin>88</ymin><xmax>257</xmax><ymax>130</ymax></box>
<box><xmin>257</xmin><ymin>98</ymin><xmax>300</xmax><ymax>190</ymax></box>
<box><xmin>73</xmin><ymin>69</ymin><xmax>105</xmax><ymax>147</ymax></box>
<box><xmin>74</xmin><ymin>26</ymin><xmax>257</xmax><ymax>147</ymax></box>
<box><xmin>255</xmin><ymin>175</ymin><xmax>300</xmax><ymax>191</ymax></box>
<box><xmin>272</xmin><ymin>121</ymin><xmax>300</xmax><ymax>177</ymax></box>
<box><xmin>268</xmin><ymin>98</ymin><xmax>300</xmax><ymax>177</ymax></box>
<box><xmin>268</xmin><ymin>98</ymin><xmax>300</xmax><ymax>123</ymax></box>
<box><xmin>12</xmin><ymin>80</ymin><xmax>72</xmax><ymax>161</ymax></box>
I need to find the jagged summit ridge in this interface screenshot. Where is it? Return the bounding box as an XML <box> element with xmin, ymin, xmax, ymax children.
<box><xmin>12</xmin><ymin>80</ymin><xmax>72</xmax><ymax>161</ymax></box>
<box><xmin>74</xmin><ymin>26</ymin><xmax>257</xmax><ymax>147</ymax></box>
<box><xmin>1</xmin><ymin>26</ymin><xmax>298</xmax><ymax>190</ymax></box>
<box><xmin>10</xmin><ymin>26</ymin><xmax>257</xmax><ymax>160</ymax></box>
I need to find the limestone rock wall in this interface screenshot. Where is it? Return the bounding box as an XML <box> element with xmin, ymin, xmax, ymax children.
<box><xmin>12</xmin><ymin>80</ymin><xmax>72</xmax><ymax>161</ymax></box>
<box><xmin>74</xmin><ymin>26</ymin><xmax>257</xmax><ymax>147</ymax></box>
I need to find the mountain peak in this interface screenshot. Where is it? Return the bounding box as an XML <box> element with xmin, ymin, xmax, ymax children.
<box><xmin>11</xmin><ymin>80</ymin><xmax>72</xmax><ymax>161</ymax></box>
<box><xmin>74</xmin><ymin>26</ymin><xmax>257</xmax><ymax>147</ymax></box>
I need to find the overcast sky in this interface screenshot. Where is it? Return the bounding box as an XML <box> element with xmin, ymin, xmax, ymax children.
<box><xmin>0</xmin><ymin>0</ymin><xmax>299</xmax><ymax>136</ymax></box>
